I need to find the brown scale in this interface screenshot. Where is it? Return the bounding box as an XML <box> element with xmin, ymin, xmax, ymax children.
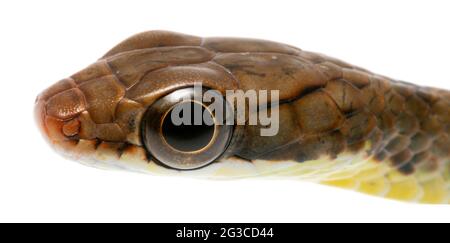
<box><xmin>35</xmin><ymin>30</ymin><xmax>450</xmax><ymax>178</ymax></box>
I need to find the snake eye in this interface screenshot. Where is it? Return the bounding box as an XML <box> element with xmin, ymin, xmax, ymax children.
<box><xmin>141</xmin><ymin>87</ymin><xmax>233</xmax><ymax>170</ymax></box>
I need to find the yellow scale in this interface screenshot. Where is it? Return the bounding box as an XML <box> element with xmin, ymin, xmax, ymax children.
<box><xmin>71</xmin><ymin>139</ymin><xmax>450</xmax><ymax>204</ymax></box>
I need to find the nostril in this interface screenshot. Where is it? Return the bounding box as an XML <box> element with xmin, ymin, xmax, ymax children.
<box><xmin>62</xmin><ymin>119</ymin><xmax>81</xmax><ymax>137</ymax></box>
<box><xmin>34</xmin><ymin>98</ymin><xmax>69</xmax><ymax>144</ymax></box>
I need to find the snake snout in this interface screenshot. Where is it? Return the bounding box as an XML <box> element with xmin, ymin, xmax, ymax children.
<box><xmin>34</xmin><ymin>78</ymin><xmax>85</xmax><ymax>145</ymax></box>
<box><xmin>34</xmin><ymin>96</ymin><xmax>48</xmax><ymax>141</ymax></box>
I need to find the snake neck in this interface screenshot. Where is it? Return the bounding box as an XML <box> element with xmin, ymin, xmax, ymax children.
<box><xmin>230</xmin><ymin>73</ymin><xmax>450</xmax><ymax>178</ymax></box>
<box><xmin>368</xmin><ymin>80</ymin><xmax>450</xmax><ymax>175</ymax></box>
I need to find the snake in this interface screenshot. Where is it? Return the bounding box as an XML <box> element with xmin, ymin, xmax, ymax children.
<box><xmin>34</xmin><ymin>30</ymin><xmax>450</xmax><ymax>204</ymax></box>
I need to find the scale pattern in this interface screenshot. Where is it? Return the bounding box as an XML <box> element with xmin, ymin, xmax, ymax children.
<box><xmin>35</xmin><ymin>31</ymin><xmax>450</xmax><ymax>203</ymax></box>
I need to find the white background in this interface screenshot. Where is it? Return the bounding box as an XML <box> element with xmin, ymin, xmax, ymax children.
<box><xmin>1</xmin><ymin>0</ymin><xmax>449</xmax><ymax>222</ymax></box>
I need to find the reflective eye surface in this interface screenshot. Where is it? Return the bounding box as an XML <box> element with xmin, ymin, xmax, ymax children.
<box><xmin>161</xmin><ymin>102</ymin><xmax>216</xmax><ymax>152</ymax></box>
<box><xmin>141</xmin><ymin>87</ymin><xmax>234</xmax><ymax>170</ymax></box>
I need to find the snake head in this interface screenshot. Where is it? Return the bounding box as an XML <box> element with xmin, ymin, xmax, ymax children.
<box><xmin>36</xmin><ymin>31</ymin><xmax>372</xmax><ymax>176</ymax></box>
<box><xmin>33</xmin><ymin>31</ymin><xmax>232</xmax><ymax>172</ymax></box>
<box><xmin>33</xmin><ymin>30</ymin><xmax>333</xmax><ymax>174</ymax></box>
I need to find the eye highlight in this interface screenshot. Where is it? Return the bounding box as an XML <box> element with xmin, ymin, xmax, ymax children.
<box><xmin>161</xmin><ymin>101</ymin><xmax>216</xmax><ymax>152</ymax></box>
<box><xmin>141</xmin><ymin>87</ymin><xmax>233</xmax><ymax>170</ymax></box>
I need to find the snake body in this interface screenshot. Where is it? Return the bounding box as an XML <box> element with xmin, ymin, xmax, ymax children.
<box><xmin>35</xmin><ymin>31</ymin><xmax>450</xmax><ymax>204</ymax></box>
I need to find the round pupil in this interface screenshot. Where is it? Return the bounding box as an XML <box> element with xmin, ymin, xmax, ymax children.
<box><xmin>162</xmin><ymin>102</ymin><xmax>215</xmax><ymax>152</ymax></box>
